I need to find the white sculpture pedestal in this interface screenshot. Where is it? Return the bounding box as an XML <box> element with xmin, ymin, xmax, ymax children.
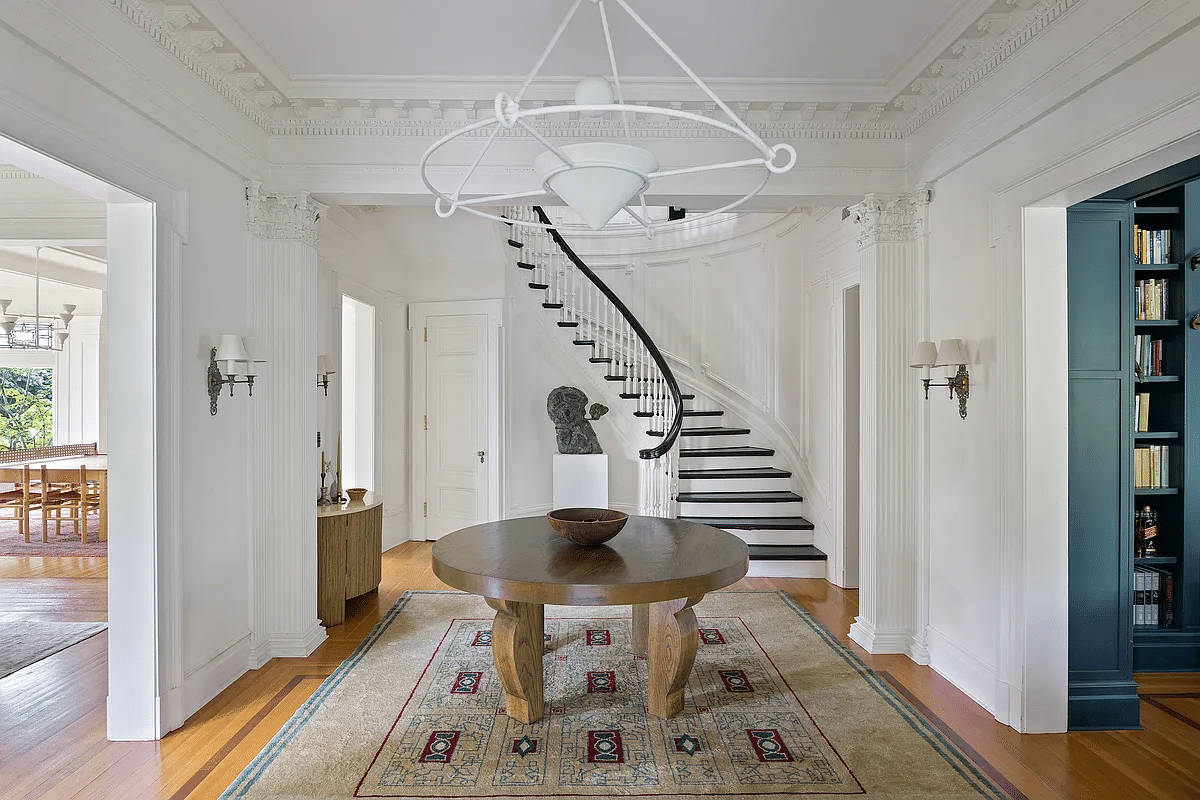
<box><xmin>552</xmin><ymin>454</ymin><xmax>609</xmax><ymax>509</ymax></box>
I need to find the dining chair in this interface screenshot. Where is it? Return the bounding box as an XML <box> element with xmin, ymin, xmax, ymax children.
<box><xmin>41</xmin><ymin>464</ymin><xmax>84</xmax><ymax>542</ymax></box>
<box><xmin>0</xmin><ymin>465</ymin><xmax>36</xmax><ymax>542</ymax></box>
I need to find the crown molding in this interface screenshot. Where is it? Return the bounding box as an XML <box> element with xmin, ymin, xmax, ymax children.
<box><xmin>0</xmin><ymin>165</ymin><xmax>43</xmax><ymax>181</ymax></box>
<box><xmin>107</xmin><ymin>0</ymin><xmax>1079</xmax><ymax>145</ymax></box>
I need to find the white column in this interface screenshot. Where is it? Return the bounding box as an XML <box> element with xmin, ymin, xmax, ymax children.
<box><xmin>848</xmin><ymin>190</ymin><xmax>930</xmax><ymax>662</ymax></box>
<box><xmin>245</xmin><ymin>182</ymin><xmax>327</xmax><ymax>665</ymax></box>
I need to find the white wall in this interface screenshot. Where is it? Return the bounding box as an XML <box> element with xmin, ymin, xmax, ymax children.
<box><xmin>910</xmin><ymin>3</ymin><xmax>1200</xmax><ymax>731</ymax></box>
<box><xmin>0</xmin><ymin>0</ymin><xmax>255</xmax><ymax>734</ymax></box>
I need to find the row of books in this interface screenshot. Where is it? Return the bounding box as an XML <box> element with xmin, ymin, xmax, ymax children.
<box><xmin>1134</xmin><ymin>565</ymin><xmax>1174</xmax><ymax>627</ymax></box>
<box><xmin>1134</xmin><ymin>278</ymin><xmax>1171</xmax><ymax>320</ymax></box>
<box><xmin>1133</xmin><ymin>226</ymin><xmax>1173</xmax><ymax>265</ymax></box>
<box><xmin>1134</xmin><ymin>335</ymin><xmax>1165</xmax><ymax>378</ymax></box>
<box><xmin>1134</xmin><ymin>444</ymin><xmax>1172</xmax><ymax>488</ymax></box>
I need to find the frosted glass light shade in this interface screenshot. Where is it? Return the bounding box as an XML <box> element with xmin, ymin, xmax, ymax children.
<box><xmin>533</xmin><ymin>142</ymin><xmax>658</xmax><ymax>231</ymax></box>
<box><xmin>55</xmin><ymin>330</ymin><xmax>68</xmax><ymax>346</ymax></box>
<box><xmin>0</xmin><ymin>300</ymin><xmax>11</xmax><ymax>315</ymax></box>
<box><xmin>909</xmin><ymin>341</ymin><xmax>937</xmax><ymax>369</ymax></box>
<box><xmin>61</xmin><ymin>304</ymin><xmax>76</xmax><ymax>314</ymax></box>
<box><xmin>0</xmin><ymin>317</ymin><xmax>15</xmax><ymax>335</ymax></box>
<box><xmin>935</xmin><ymin>338</ymin><xmax>967</xmax><ymax>366</ymax></box>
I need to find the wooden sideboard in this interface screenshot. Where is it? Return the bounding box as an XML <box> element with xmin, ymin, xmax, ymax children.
<box><xmin>316</xmin><ymin>494</ymin><xmax>383</xmax><ymax>626</ymax></box>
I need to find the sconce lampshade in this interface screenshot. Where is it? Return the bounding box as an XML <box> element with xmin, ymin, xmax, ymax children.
<box><xmin>241</xmin><ymin>337</ymin><xmax>266</xmax><ymax>377</ymax></box>
<box><xmin>909</xmin><ymin>341</ymin><xmax>938</xmax><ymax>369</ymax></box>
<box><xmin>316</xmin><ymin>355</ymin><xmax>336</xmax><ymax>377</ymax></box>
<box><xmin>215</xmin><ymin>334</ymin><xmax>250</xmax><ymax>373</ymax></box>
<box><xmin>935</xmin><ymin>338</ymin><xmax>967</xmax><ymax>366</ymax></box>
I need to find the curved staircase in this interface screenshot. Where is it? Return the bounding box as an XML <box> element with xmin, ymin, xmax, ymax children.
<box><xmin>504</xmin><ymin>207</ymin><xmax>824</xmax><ymax>574</ymax></box>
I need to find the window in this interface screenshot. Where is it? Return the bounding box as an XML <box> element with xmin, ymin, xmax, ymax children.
<box><xmin>0</xmin><ymin>366</ymin><xmax>53</xmax><ymax>449</ymax></box>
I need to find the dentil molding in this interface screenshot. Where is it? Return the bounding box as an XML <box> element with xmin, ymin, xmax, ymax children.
<box><xmin>245</xmin><ymin>181</ymin><xmax>327</xmax><ymax>245</ymax></box>
<box><xmin>107</xmin><ymin>0</ymin><xmax>1077</xmax><ymax>143</ymax></box>
<box><xmin>849</xmin><ymin>187</ymin><xmax>932</xmax><ymax>248</ymax></box>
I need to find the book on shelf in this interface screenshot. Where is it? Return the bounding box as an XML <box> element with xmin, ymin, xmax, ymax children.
<box><xmin>1134</xmin><ymin>336</ymin><xmax>1164</xmax><ymax>378</ymax></box>
<box><xmin>1133</xmin><ymin>225</ymin><xmax>1172</xmax><ymax>264</ymax></box>
<box><xmin>1134</xmin><ymin>445</ymin><xmax>1172</xmax><ymax>488</ymax></box>
<box><xmin>1134</xmin><ymin>278</ymin><xmax>1170</xmax><ymax>319</ymax></box>
<box><xmin>1136</xmin><ymin>392</ymin><xmax>1150</xmax><ymax>432</ymax></box>
<box><xmin>1134</xmin><ymin>566</ymin><xmax>1161</xmax><ymax>626</ymax></box>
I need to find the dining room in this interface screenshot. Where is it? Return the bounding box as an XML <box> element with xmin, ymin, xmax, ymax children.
<box><xmin>0</xmin><ymin>173</ymin><xmax>110</xmax><ymax>696</ymax></box>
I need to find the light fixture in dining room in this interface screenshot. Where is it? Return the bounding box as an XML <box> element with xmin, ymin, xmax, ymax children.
<box><xmin>207</xmin><ymin>334</ymin><xmax>263</xmax><ymax>416</ymax></box>
<box><xmin>420</xmin><ymin>0</ymin><xmax>796</xmax><ymax>237</ymax></box>
<box><xmin>0</xmin><ymin>246</ymin><xmax>75</xmax><ymax>351</ymax></box>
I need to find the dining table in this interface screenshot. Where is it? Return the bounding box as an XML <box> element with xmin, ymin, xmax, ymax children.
<box><xmin>0</xmin><ymin>455</ymin><xmax>108</xmax><ymax>541</ymax></box>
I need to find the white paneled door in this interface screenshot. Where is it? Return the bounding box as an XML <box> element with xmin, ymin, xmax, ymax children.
<box><xmin>424</xmin><ymin>313</ymin><xmax>489</xmax><ymax>539</ymax></box>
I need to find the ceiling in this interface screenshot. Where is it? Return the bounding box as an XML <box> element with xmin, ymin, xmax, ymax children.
<box><xmin>215</xmin><ymin>0</ymin><xmax>973</xmax><ymax>87</ymax></box>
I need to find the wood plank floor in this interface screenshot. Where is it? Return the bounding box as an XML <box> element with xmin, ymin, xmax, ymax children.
<box><xmin>2</xmin><ymin>544</ymin><xmax>1199</xmax><ymax>799</ymax></box>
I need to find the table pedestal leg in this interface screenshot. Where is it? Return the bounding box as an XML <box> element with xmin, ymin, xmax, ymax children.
<box><xmin>631</xmin><ymin>603</ymin><xmax>649</xmax><ymax>657</ymax></box>
<box><xmin>647</xmin><ymin>595</ymin><xmax>702</xmax><ymax>719</ymax></box>
<box><xmin>485</xmin><ymin>597</ymin><xmax>544</xmax><ymax>724</ymax></box>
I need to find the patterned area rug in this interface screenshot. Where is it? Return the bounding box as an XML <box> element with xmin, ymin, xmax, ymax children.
<box><xmin>222</xmin><ymin>591</ymin><xmax>1006</xmax><ymax>799</ymax></box>
<box><xmin>0</xmin><ymin>512</ymin><xmax>105</xmax><ymax>557</ymax></box>
<box><xmin>1</xmin><ymin>621</ymin><xmax>107</xmax><ymax>679</ymax></box>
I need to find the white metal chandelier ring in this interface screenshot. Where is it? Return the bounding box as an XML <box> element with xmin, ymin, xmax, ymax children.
<box><xmin>419</xmin><ymin>0</ymin><xmax>798</xmax><ymax>235</ymax></box>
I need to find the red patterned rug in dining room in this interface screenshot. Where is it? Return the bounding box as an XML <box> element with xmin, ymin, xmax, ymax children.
<box><xmin>0</xmin><ymin>512</ymin><xmax>105</xmax><ymax>557</ymax></box>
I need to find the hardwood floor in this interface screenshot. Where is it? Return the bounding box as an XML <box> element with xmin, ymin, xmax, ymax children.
<box><xmin>2</xmin><ymin>544</ymin><xmax>1199</xmax><ymax>799</ymax></box>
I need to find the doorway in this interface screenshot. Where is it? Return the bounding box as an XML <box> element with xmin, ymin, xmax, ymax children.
<box><xmin>409</xmin><ymin>300</ymin><xmax>502</xmax><ymax>540</ymax></box>
<box><xmin>842</xmin><ymin>285</ymin><xmax>861</xmax><ymax>588</ymax></box>
<box><xmin>341</xmin><ymin>295</ymin><xmax>376</xmax><ymax>492</ymax></box>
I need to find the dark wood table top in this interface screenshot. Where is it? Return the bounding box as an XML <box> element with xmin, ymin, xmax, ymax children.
<box><xmin>432</xmin><ymin>514</ymin><xmax>749</xmax><ymax>606</ymax></box>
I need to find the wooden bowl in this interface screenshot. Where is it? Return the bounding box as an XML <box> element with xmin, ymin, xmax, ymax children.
<box><xmin>346</xmin><ymin>487</ymin><xmax>368</xmax><ymax>503</ymax></box>
<box><xmin>546</xmin><ymin>508</ymin><xmax>629</xmax><ymax>546</ymax></box>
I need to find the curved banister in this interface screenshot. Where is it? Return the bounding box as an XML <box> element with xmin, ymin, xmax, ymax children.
<box><xmin>532</xmin><ymin>206</ymin><xmax>683</xmax><ymax>459</ymax></box>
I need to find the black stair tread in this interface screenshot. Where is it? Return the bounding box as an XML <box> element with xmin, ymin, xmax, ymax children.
<box><xmin>680</xmin><ymin>427</ymin><xmax>750</xmax><ymax>436</ymax></box>
<box><xmin>679</xmin><ymin>515</ymin><xmax>814</xmax><ymax>530</ymax></box>
<box><xmin>589</xmin><ymin>357</ymin><xmax>612</xmax><ymax>363</ymax></box>
<box><xmin>680</xmin><ymin>446</ymin><xmax>775</xmax><ymax>458</ymax></box>
<box><xmin>621</xmin><ymin>392</ymin><xmax>696</xmax><ymax>400</ymax></box>
<box><xmin>679</xmin><ymin>467</ymin><xmax>792</xmax><ymax>480</ymax></box>
<box><xmin>676</xmin><ymin>491</ymin><xmax>804</xmax><ymax>503</ymax></box>
<box><xmin>543</xmin><ymin>302</ymin><xmax>563</xmax><ymax>309</ymax></box>
<box><xmin>573</xmin><ymin>339</ymin><xmax>595</xmax><ymax>346</ymax></box>
<box><xmin>747</xmin><ymin>544</ymin><xmax>826</xmax><ymax>561</ymax></box>
<box><xmin>647</xmin><ymin>430</ymin><xmax>664</xmax><ymax>437</ymax></box>
<box><xmin>680</xmin><ymin>393</ymin><xmax>695</xmax><ymax>400</ymax></box>
<box><xmin>557</xmin><ymin>321</ymin><xmax>579</xmax><ymax>327</ymax></box>
<box><xmin>529</xmin><ymin>282</ymin><xmax>549</xmax><ymax>289</ymax></box>
<box><xmin>634</xmin><ymin>411</ymin><xmax>655</xmax><ymax>417</ymax></box>
<box><xmin>683</xmin><ymin>410</ymin><xmax>724</xmax><ymax>417</ymax></box>
<box><xmin>604</xmin><ymin>375</ymin><xmax>628</xmax><ymax>381</ymax></box>
<box><xmin>507</xmin><ymin>239</ymin><xmax>524</xmax><ymax>249</ymax></box>
<box><xmin>516</xmin><ymin>261</ymin><xmax>535</xmax><ymax>270</ymax></box>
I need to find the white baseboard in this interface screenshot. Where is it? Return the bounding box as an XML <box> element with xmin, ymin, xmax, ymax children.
<box><xmin>182</xmin><ymin>632</ymin><xmax>252</xmax><ymax>721</ymax></box>
<box><xmin>926</xmin><ymin>626</ymin><xmax>997</xmax><ymax>716</ymax></box>
<box><xmin>848</xmin><ymin>618</ymin><xmax>912</xmax><ymax>654</ymax></box>
<box><xmin>248</xmin><ymin>621</ymin><xmax>328</xmax><ymax>667</ymax></box>
<box><xmin>383</xmin><ymin>512</ymin><xmax>408</xmax><ymax>551</ymax></box>
<box><xmin>746</xmin><ymin>559</ymin><xmax>826</xmax><ymax>578</ymax></box>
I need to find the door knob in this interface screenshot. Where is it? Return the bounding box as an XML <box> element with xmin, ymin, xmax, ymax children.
<box><xmin>478</xmin><ymin>450</ymin><xmax>486</xmax><ymax>463</ymax></box>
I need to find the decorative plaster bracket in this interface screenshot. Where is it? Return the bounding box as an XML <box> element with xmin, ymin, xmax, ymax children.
<box><xmin>245</xmin><ymin>181</ymin><xmax>327</xmax><ymax>246</ymax></box>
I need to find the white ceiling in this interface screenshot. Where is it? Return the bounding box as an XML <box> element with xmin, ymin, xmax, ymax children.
<box><xmin>217</xmin><ymin>0</ymin><xmax>970</xmax><ymax>85</ymax></box>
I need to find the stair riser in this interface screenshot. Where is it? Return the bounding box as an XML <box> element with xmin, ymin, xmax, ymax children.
<box><xmin>726</xmin><ymin>529</ymin><xmax>815</xmax><ymax>547</ymax></box>
<box><xmin>678</xmin><ymin>455</ymin><xmax>773</xmax><ymax>470</ymax></box>
<box><xmin>677</xmin><ymin>502</ymin><xmax>805</xmax><ymax>518</ymax></box>
<box><xmin>677</xmin><ymin>478</ymin><xmax>793</xmax><ymax>493</ymax></box>
<box><xmin>746</xmin><ymin>560</ymin><xmax>827</xmax><ymax>579</ymax></box>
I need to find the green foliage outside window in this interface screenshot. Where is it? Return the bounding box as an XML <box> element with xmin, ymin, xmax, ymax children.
<box><xmin>0</xmin><ymin>367</ymin><xmax>53</xmax><ymax>450</ymax></box>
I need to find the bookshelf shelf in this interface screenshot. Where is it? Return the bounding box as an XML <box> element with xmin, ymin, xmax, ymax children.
<box><xmin>1134</xmin><ymin>487</ymin><xmax>1179</xmax><ymax>495</ymax></box>
<box><xmin>1136</xmin><ymin>556</ymin><xmax>1179</xmax><ymax>566</ymax></box>
<box><xmin>1134</xmin><ymin>319</ymin><xmax>1180</xmax><ymax>327</ymax></box>
<box><xmin>1135</xmin><ymin>431</ymin><xmax>1180</xmax><ymax>440</ymax></box>
<box><xmin>1134</xmin><ymin>263</ymin><xmax>1182</xmax><ymax>271</ymax></box>
<box><xmin>1136</xmin><ymin>376</ymin><xmax>1180</xmax><ymax>383</ymax></box>
<box><xmin>1132</xmin><ymin>206</ymin><xmax>1180</xmax><ymax>215</ymax></box>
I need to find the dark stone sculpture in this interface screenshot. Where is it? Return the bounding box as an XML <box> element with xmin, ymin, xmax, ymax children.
<box><xmin>547</xmin><ymin>386</ymin><xmax>609</xmax><ymax>454</ymax></box>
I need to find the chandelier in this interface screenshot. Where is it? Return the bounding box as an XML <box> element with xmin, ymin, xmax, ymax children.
<box><xmin>0</xmin><ymin>247</ymin><xmax>74</xmax><ymax>351</ymax></box>
<box><xmin>420</xmin><ymin>0</ymin><xmax>796</xmax><ymax>236</ymax></box>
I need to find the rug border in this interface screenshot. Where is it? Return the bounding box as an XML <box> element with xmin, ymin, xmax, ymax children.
<box><xmin>219</xmin><ymin>590</ymin><xmax>1010</xmax><ymax>800</ymax></box>
<box><xmin>1</xmin><ymin>621</ymin><xmax>108</xmax><ymax>679</ymax></box>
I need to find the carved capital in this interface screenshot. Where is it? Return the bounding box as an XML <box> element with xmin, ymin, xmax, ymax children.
<box><xmin>245</xmin><ymin>181</ymin><xmax>327</xmax><ymax>246</ymax></box>
<box><xmin>849</xmin><ymin>188</ymin><xmax>931</xmax><ymax>248</ymax></box>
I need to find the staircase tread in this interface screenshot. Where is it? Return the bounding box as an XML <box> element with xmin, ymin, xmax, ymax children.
<box><xmin>507</xmin><ymin>239</ymin><xmax>524</xmax><ymax>249</ymax></box>
<box><xmin>543</xmin><ymin>303</ymin><xmax>563</xmax><ymax>309</ymax></box>
<box><xmin>604</xmin><ymin>375</ymin><xmax>628</xmax><ymax>381</ymax></box>
<box><xmin>589</xmin><ymin>357</ymin><xmax>612</xmax><ymax>363</ymax></box>
<box><xmin>557</xmin><ymin>321</ymin><xmax>579</xmax><ymax>327</ymax></box>
<box><xmin>679</xmin><ymin>467</ymin><xmax>793</xmax><ymax>479</ymax></box>
<box><xmin>680</xmin><ymin>515</ymin><xmax>815</xmax><ymax>530</ymax></box>
<box><xmin>529</xmin><ymin>282</ymin><xmax>549</xmax><ymax>289</ymax></box>
<box><xmin>516</xmin><ymin>261</ymin><xmax>535</xmax><ymax>270</ymax></box>
<box><xmin>573</xmin><ymin>339</ymin><xmax>595</xmax><ymax>345</ymax></box>
<box><xmin>747</xmin><ymin>544</ymin><xmax>826</xmax><ymax>561</ymax></box>
<box><xmin>680</xmin><ymin>446</ymin><xmax>775</xmax><ymax>457</ymax></box>
<box><xmin>634</xmin><ymin>411</ymin><xmax>655</xmax><ymax>417</ymax></box>
<box><xmin>676</xmin><ymin>491</ymin><xmax>804</xmax><ymax>503</ymax></box>
<box><xmin>682</xmin><ymin>410</ymin><xmax>724</xmax><ymax>417</ymax></box>
<box><xmin>680</xmin><ymin>427</ymin><xmax>751</xmax><ymax>436</ymax></box>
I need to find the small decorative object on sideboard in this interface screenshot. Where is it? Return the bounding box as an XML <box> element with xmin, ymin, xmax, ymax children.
<box><xmin>346</xmin><ymin>487</ymin><xmax>367</xmax><ymax>503</ymax></box>
<box><xmin>546</xmin><ymin>507</ymin><xmax>628</xmax><ymax>546</ymax></box>
<box><xmin>318</xmin><ymin>455</ymin><xmax>334</xmax><ymax>506</ymax></box>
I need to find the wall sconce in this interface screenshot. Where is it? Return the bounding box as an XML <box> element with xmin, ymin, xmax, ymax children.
<box><xmin>910</xmin><ymin>338</ymin><xmax>970</xmax><ymax>420</ymax></box>
<box><xmin>208</xmin><ymin>334</ymin><xmax>262</xmax><ymax>415</ymax></box>
<box><xmin>316</xmin><ymin>354</ymin><xmax>336</xmax><ymax>396</ymax></box>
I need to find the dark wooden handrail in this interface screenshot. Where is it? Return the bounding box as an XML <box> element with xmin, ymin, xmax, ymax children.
<box><xmin>532</xmin><ymin>207</ymin><xmax>683</xmax><ymax>459</ymax></box>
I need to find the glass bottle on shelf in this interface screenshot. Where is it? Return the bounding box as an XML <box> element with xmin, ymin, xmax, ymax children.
<box><xmin>1135</xmin><ymin>507</ymin><xmax>1147</xmax><ymax>558</ymax></box>
<box><xmin>1141</xmin><ymin>505</ymin><xmax>1157</xmax><ymax>556</ymax></box>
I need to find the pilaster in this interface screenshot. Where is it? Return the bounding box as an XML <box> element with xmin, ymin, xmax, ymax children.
<box><xmin>245</xmin><ymin>182</ymin><xmax>327</xmax><ymax>665</ymax></box>
<box><xmin>848</xmin><ymin>190</ymin><xmax>929</xmax><ymax>660</ymax></box>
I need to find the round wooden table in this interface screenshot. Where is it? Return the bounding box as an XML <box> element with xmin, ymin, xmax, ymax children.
<box><xmin>432</xmin><ymin>515</ymin><xmax>748</xmax><ymax>724</ymax></box>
